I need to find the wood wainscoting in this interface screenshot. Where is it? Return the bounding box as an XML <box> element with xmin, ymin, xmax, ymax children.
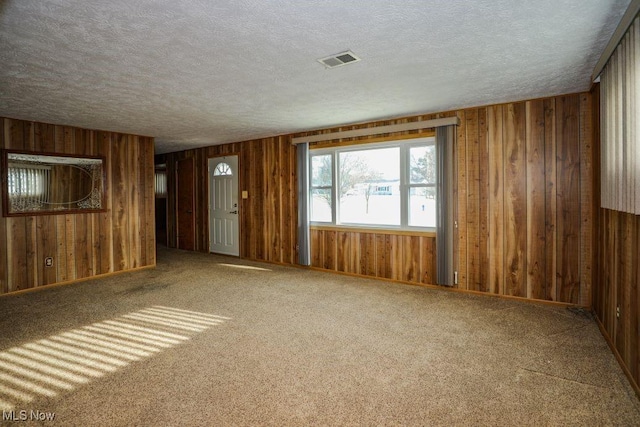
<box><xmin>310</xmin><ymin>227</ymin><xmax>436</xmax><ymax>285</ymax></box>
<box><xmin>594</xmin><ymin>209</ymin><xmax>640</xmax><ymax>394</ymax></box>
<box><xmin>0</xmin><ymin>118</ymin><xmax>155</xmax><ymax>295</ymax></box>
<box><xmin>591</xmin><ymin>84</ymin><xmax>640</xmax><ymax>397</ymax></box>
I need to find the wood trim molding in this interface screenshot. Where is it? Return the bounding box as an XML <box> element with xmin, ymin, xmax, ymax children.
<box><xmin>309</xmin><ymin>131</ymin><xmax>436</xmax><ymax>149</ymax></box>
<box><xmin>310</xmin><ymin>225</ymin><xmax>436</xmax><ymax>238</ymax></box>
<box><xmin>291</xmin><ymin>117</ymin><xmax>460</xmax><ymax>145</ymax></box>
<box><xmin>595</xmin><ymin>314</ymin><xmax>640</xmax><ymax>400</ymax></box>
<box><xmin>307</xmin><ymin>265</ymin><xmax>586</xmax><ymax>309</ymax></box>
<box><xmin>0</xmin><ymin>264</ymin><xmax>156</xmax><ymax>298</ymax></box>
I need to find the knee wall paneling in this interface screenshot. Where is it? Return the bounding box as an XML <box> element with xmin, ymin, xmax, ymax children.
<box><xmin>594</xmin><ymin>209</ymin><xmax>640</xmax><ymax>391</ymax></box>
<box><xmin>310</xmin><ymin>228</ymin><xmax>436</xmax><ymax>285</ymax></box>
<box><xmin>0</xmin><ymin>118</ymin><xmax>156</xmax><ymax>295</ymax></box>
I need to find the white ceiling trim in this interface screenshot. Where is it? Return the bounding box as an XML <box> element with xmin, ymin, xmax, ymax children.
<box><xmin>291</xmin><ymin>117</ymin><xmax>459</xmax><ymax>145</ymax></box>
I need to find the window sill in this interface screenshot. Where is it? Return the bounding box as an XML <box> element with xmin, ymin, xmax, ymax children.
<box><xmin>310</xmin><ymin>224</ymin><xmax>436</xmax><ymax>238</ymax></box>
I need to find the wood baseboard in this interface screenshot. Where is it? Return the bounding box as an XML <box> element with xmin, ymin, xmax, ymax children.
<box><xmin>0</xmin><ymin>264</ymin><xmax>156</xmax><ymax>298</ymax></box>
<box><xmin>307</xmin><ymin>266</ymin><xmax>583</xmax><ymax>309</ymax></box>
<box><xmin>595</xmin><ymin>315</ymin><xmax>640</xmax><ymax>400</ymax></box>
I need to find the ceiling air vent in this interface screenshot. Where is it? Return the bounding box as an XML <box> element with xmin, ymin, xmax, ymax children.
<box><xmin>317</xmin><ymin>51</ymin><xmax>361</xmax><ymax>69</ymax></box>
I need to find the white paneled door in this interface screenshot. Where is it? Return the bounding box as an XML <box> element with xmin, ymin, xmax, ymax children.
<box><xmin>208</xmin><ymin>156</ymin><xmax>239</xmax><ymax>256</ymax></box>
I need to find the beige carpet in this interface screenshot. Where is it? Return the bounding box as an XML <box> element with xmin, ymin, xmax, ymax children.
<box><xmin>0</xmin><ymin>246</ymin><xmax>638</xmax><ymax>426</ymax></box>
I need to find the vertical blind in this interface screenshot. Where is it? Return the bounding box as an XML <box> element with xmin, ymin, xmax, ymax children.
<box><xmin>296</xmin><ymin>142</ymin><xmax>311</xmax><ymax>266</ymax></box>
<box><xmin>600</xmin><ymin>13</ymin><xmax>640</xmax><ymax>214</ymax></box>
<box><xmin>436</xmin><ymin>125</ymin><xmax>455</xmax><ymax>286</ymax></box>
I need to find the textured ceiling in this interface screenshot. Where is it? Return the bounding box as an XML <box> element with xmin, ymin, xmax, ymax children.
<box><xmin>0</xmin><ymin>0</ymin><xmax>631</xmax><ymax>154</ymax></box>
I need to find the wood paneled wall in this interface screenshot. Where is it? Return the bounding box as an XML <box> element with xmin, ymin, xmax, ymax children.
<box><xmin>594</xmin><ymin>209</ymin><xmax>640</xmax><ymax>391</ymax></box>
<box><xmin>311</xmin><ymin>228</ymin><xmax>436</xmax><ymax>285</ymax></box>
<box><xmin>456</xmin><ymin>93</ymin><xmax>593</xmax><ymax>305</ymax></box>
<box><xmin>592</xmin><ymin>84</ymin><xmax>640</xmax><ymax>395</ymax></box>
<box><xmin>0</xmin><ymin>118</ymin><xmax>156</xmax><ymax>295</ymax></box>
<box><xmin>302</xmin><ymin>94</ymin><xmax>592</xmax><ymax>304</ymax></box>
<box><xmin>158</xmin><ymin>135</ymin><xmax>298</xmax><ymax>265</ymax></box>
<box><xmin>160</xmin><ymin>93</ymin><xmax>593</xmax><ymax>306</ymax></box>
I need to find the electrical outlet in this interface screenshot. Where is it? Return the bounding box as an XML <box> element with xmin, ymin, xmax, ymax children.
<box><xmin>616</xmin><ymin>306</ymin><xmax>621</xmax><ymax>318</ymax></box>
<box><xmin>44</xmin><ymin>257</ymin><xmax>53</xmax><ymax>267</ymax></box>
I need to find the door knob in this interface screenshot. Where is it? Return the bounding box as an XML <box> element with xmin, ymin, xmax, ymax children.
<box><xmin>230</xmin><ymin>210</ymin><xmax>238</xmax><ymax>214</ymax></box>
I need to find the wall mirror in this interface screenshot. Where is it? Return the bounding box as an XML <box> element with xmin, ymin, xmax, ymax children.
<box><xmin>2</xmin><ymin>150</ymin><xmax>106</xmax><ymax>216</ymax></box>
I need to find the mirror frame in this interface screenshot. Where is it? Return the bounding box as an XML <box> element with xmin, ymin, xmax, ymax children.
<box><xmin>1</xmin><ymin>149</ymin><xmax>107</xmax><ymax>217</ymax></box>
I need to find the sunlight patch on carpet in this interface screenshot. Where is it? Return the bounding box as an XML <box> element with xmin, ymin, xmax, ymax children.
<box><xmin>0</xmin><ymin>306</ymin><xmax>230</xmax><ymax>411</ymax></box>
<box><xmin>217</xmin><ymin>263</ymin><xmax>271</xmax><ymax>272</ymax></box>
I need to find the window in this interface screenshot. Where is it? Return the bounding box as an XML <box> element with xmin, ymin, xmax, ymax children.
<box><xmin>408</xmin><ymin>145</ymin><xmax>436</xmax><ymax>227</ymax></box>
<box><xmin>338</xmin><ymin>146</ymin><xmax>400</xmax><ymax>225</ymax></box>
<box><xmin>310</xmin><ymin>154</ymin><xmax>332</xmax><ymax>222</ymax></box>
<box><xmin>213</xmin><ymin>162</ymin><xmax>232</xmax><ymax>176</ymax></box>
<box><xmin>310</xmin><ymin>137</ymin><xmax>436</xmax><ymax>229</ymax></box>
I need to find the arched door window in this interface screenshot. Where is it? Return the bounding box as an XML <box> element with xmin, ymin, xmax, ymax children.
<box><xmin>213</xmin><ymin>162</ymin><xmax>232</xmax><ymax>176</ymax></box>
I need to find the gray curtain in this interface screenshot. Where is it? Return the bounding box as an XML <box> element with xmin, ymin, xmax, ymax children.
<box><xmin>436</xmin><ymin>125</ymin><xmax>455</xmax><ymax>286</ymax></box>
<box><xmin>297</xmin><ymin>142</ymin><xmax>311</xmax><ymax>265</ymax></box>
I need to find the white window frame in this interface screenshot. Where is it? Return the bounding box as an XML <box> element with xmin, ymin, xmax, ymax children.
<box><xmin>309</xmin><ymin>153</ymin><xmax>335</xmax><ymax>223</ymax></box>
<box><xmin>310</xmin><ymin>137</ymin><xmax>436</xmax><ymax>231</ymax></box>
